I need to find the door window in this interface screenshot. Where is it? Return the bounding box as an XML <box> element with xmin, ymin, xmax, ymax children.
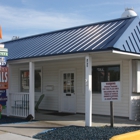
<box><xmin>63</xmin><ymin>73</ymin><xmax>74</xmax><ymax>93</ymax></box>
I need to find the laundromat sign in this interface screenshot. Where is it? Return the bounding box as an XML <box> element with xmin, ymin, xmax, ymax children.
<box><xmin>0</xmin><ymin>28</ymin><xmax>8</xmax><ymax>117</ymax></box>
<box><xmin>0</xmin><ymin>57</ymin><xmax>8</xmax><ymax>107</ymax></box>
<box><xmin>0</xmin><ymin>67</ymin><xmax>8</xmax><ymax>89</ymax></box>
<box><xmin>0</xmin><ymin>90</ymin><xmax>7</xmax><ymax>106</ymax></box>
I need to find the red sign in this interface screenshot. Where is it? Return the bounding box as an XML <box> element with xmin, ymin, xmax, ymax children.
<box><xmin>0</xmin><ymin>67</ymin><xmax>8</xmax><ymax>89</ymax></box>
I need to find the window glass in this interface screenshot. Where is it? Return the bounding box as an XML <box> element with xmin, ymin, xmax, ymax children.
<box><xmin>21</xmin><ymin>70</ymin><xmax>41</xmax><ymax>92</ymax></box>
<box><xmin>35</xmin><ymin>70</ymin><xmax>41</xmax><ymax>92</ymax></box>
<box><xmin>92</xmin><ymin>65</ymin><xmax>120</xmax><ymax>93</ymax></box>
<box><xmin>63</xmin><ymin>73</ymin><xmax>74</xmax><ymax>93</ymax></box>
<box><xmin>21</xmin><ymin>70</ymin><xmax>29</xmax><ymax>92</ymax></box>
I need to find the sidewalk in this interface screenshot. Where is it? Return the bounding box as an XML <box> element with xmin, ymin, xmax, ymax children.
<box><xmin>0</xmin><ymin>132</ymin><xmax>36</xmax><ymax>140</ymax></box>
<box><xmin>0</xmin><ymin>113</ymin><xmax>139</xmax><ymax>140</ymax></box>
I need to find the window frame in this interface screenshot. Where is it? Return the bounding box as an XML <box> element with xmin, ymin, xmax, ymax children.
<box><xmin>19</xmin><ymin>67</ymin><xmax>42</xmax><ymax>93</ymax></box>
<box><xmin>92</xmin><ymin>61</ymin><xmax>122</xmax><ymax>94</ymax></box>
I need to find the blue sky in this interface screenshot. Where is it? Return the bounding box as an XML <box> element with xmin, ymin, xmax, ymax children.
<box><xmin>0</xmin><ymin>0</ymin><xmax>140</xmax><ymax>42</ymax></box>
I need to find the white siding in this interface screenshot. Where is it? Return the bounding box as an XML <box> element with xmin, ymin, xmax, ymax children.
<box><xmin>9</xmin><ymin>58</ymin><xmax>130</xmax><ymax>117</ymax></box>
<box><xmin>10</xmin><ymin>66</ymin><xmax>19</xmax><ymax>93</ymax></box>
<box><xmin>9</xmin><ymin>64</ymin><xmax>29</xmax><ymax>93</ymax></box>
<box><xmin>38</xmin><ymin>59</ymin><xmax>85</xmax><ymax>111</ymax></box>
<box><xmin>92</xmin><ymin>60</ymin><xmax>129</xmax><ymax>117</ymax></box>
<box><xmin>130</xmin><ymin>95</ymin><xmax>140</xmax><ymax>120</ymax></box>
<box><xmin>130</xmin><ymin>60</ymin><xmax>140</xmax><ymax>121</ymax></box>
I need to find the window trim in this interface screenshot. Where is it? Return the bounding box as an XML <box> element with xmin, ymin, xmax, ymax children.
<box><xmin>19</xmin><ymin>67</ymin><xmax>42</xmax><ymax>93</ymax></box>
<box><xmin>92</xmin><ymin>61</ymin><xmax>122</xmax><ymax>94</ymax></box>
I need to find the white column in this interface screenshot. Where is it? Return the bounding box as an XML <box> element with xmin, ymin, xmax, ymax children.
<box><xmin>85</xmin><ymin>55</ymin><xmax>92</xmax><ymax>126</ymax></box>
<box><xmin>29</xmin><ymin>62</ymin><xmax>35</xmax><ymax>118</ymax></box>
<box><xmin>6</xmin><ymin>64</ymin><xmax>10</xmax><ymax>116</ymax></box>
<box><xmin>129</xmin><ymin>60</ymin><xmax>132</xmax><ymax>120</ymax></box>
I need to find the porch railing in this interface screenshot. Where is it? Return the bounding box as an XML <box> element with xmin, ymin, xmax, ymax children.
<box><xmin>9</xmin><ymin>93</ymin><xmax>29</xmax><ymax>117</ymax></box>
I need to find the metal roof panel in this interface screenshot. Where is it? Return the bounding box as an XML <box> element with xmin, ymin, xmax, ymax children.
<box><xmin>2</xmin><ymin>17</ymin><xmax>137</xmax><ymax>60</ymax></box>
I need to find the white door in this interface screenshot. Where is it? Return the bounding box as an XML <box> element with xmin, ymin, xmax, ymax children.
<box><xmin>61</xmin><ymin>71</ymin><xmax>76</xmax><ymax>113</ymax></box>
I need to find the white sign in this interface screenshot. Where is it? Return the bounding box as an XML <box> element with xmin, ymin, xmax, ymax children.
<box><xmin>101</xmin><ymin>82</ymin><xmax>121</xmax><ymax>101</ymax></box>
<box><xmin>0</xmin><ymin>57</ymin><xmax>7</xmax><ymax>66</ymax></box>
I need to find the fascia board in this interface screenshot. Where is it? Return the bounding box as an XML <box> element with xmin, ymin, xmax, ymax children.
<box><xmin>7</xmin><ymin>53</ymin><xmax>87</xmax><ymax>64</ymax></box>
<box><xmin>112</xmin><ymin>50</ymin><xmax>140</xmax><ymax>58</ymax></box>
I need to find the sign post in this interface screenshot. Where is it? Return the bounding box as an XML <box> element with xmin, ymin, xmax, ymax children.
<box><xmin>101</xmin><ymin>82</ymin><xmax>121</xmax><ymax>127</ymax></box>
<box><xmin>110</xmin><ymin>101</ymin><xmax>114</xmax><ymax>127</ymax></box>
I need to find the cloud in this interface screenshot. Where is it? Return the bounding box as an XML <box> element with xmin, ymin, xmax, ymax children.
<box><xmin>21</xmin><ymin>0</ymin><xmax>27</xmax><ymax>4</ymax></box>
<box><xmin>0</xmin><ymin>3</ymin><xmax>123</xmax><ymax>42</ymax></box>
<box><xmin>0</xmin><ymin>5</ymin><xmax>91</xmax><ymax>30</ymax></box>
<box><xmin>80</xmin><ymin>1</ymin><xmax>140</xmax><ymax>9</ymax></box>
<box><xmin>1</xmin><ymin>1</ymin><xmax>139</xmax><ymax>42</ymax></box>
<box><xmin>0</xmin><ymin>5</ymin><xmax>92</xmax><ymax>41</ymax></box>
<box><xmin>1</xmin><ymin>34</ymin><xmax>12</xmax><ymax>42</ymax></box>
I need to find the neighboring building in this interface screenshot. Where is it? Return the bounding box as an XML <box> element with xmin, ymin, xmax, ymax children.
<box><xmin>1</xmin><ymin>9</ymin><xmax>140</xmax><ymax>126</ymax></box>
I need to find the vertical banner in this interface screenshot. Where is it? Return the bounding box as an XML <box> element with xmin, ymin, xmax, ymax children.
<box><xmin>0</xmin><ymin>67</ymin><xmax>8</xmax><ymax>89</ymax></box>
<box><xmin>0</xmin><ymin>57</ymin><xmax>8</xmax><ymax>118</ymax></box>
<box><xmin>0</xmin><ymin>27</ymin><xmax>8</xmax><ymax>118</ymax></box>
<box><xmin>0</xmin><ymin>26</ymin><xmax>2</xmax><ymax>39</ymax></box>
<box><xmin>0</xmin><ymin>57</ymin><xmax>8</xmax><ymax>89</ymax></box>
<box><xmin>0</xmin><ymin>90</ymin><xmax>7</xmax><ymax>106</ymax></box>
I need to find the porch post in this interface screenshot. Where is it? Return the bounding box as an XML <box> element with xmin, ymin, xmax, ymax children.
<box><xmin>129</xmin><ymin>60</ymin><xmax>132</xmax><ymax>120</ymax></box>
<box><xmin>29</xmin><ymin>62</ymin><xmax>35</xmax><ymax>118</ymax></box>
<box><xmin>7</xmin><ymin>64</ymin><xmax>10</xmax><ymax>116</ymax></box>
<box><xmin>85</xmin><ymin>55</ymin><xmax>92</xmax><ymax>126</ymax></box>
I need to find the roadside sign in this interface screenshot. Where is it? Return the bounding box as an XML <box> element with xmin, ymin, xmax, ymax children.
<box><xmin>101</xmin><ymin>81</ymin><xmax>121</xmax><ymax>127</ymax></box>
<box><xmin>0</xmin><ymin>48</ymin><xmax>8</xmax><ymax>57</ymax></box>
<box><xmin>101</xmin><ymin>82</ymin><xmax>121</xmax><ymax>101</ymax></box>
<box><xmin>0</xmin><ymin>28</ymin><xmax>8</xmax><ymax>118</ymax></box>
<box><xmin>0</xmin><ymin>90</ymin><xmax>7</xmax><ymax>106</ymax></box>
<box><xmin>0</xmin><ymin>57</ymin><xmax>7</xmax><ymax>66</ymax></box>
<box><xmin>0</xmin><ymin>52</ymin><xmax>8</xmax><ymax>56</ymax></box>
<box><xmin>0</xmin><ymin>67</ymin><xmax>8</xmax><ymax>89</ymax></box>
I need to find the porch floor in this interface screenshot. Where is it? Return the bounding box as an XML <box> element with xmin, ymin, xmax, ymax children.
<box><xmin>0</xmin><ymin>110</ymin><xmax>139</xmax><ymax>138</ymax></box>
<box><xmin>35</xmin><ymin>110</ymin><xmax>140</xmax><ymax>127</ymax></box>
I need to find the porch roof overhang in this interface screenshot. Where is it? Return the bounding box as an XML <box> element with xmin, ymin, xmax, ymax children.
<box><xmin>7</xmin><ymin>49</ymin><xmax>140</xmax><ymax>65</ymax></box>
<box><xmin>89</xmin><ymin>49</ymin><xmax>140</xmax><ymax>60</ymax></box>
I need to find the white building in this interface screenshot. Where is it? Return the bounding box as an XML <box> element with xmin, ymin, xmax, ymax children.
<box><xmin>2</xmin><ymin>9</ymin><xmax>140</xmax><ymax>126</ymax></box>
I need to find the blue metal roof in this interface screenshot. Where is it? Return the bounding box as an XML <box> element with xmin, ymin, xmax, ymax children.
<box><xmin>2</xmin><ymin>17</ymin><xmax>138</xmax><ymax>60</ymax></box>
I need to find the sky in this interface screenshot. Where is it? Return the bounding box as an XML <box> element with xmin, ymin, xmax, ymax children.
<box><xmin>0</xmin><ymin>0</ymin><xmax>140</xmax><ymax>42</ymax></box>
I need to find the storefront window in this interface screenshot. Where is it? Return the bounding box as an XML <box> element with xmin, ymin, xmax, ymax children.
<box><xmin>92</xmin><ymin>65</ymin><xmax>120</xmax><ymax>93</ymax></box>
<box><xmin>21</xmin><ymin>70</ymin><xmax>41</xmax><ymax>92</ymax></box>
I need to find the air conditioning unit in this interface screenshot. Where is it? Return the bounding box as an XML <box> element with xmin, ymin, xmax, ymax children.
<box><xmin>132</xmin><ymin>60</ymin><xmax>140</xmax><ymax>93</ymax></box>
